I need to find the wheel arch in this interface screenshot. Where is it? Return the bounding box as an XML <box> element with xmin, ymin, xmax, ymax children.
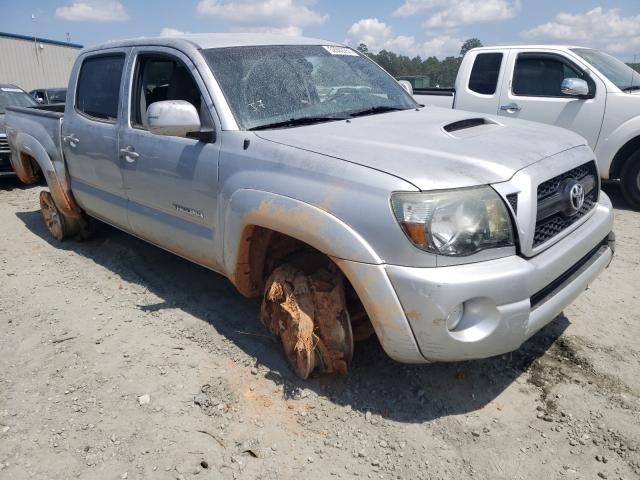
<box><xmin>223</xmin><ymin>189</ymin><xmax>382</xmax><ymax>297</ymax></box>
<box><xmin>10</xmin><ymin>132</ymin><xmax>82</xmax><ymax>218</ymax></box>
<box><xmin>609</xmin><ymin>134</ymin><xmax>640</xmax><ymax>180</ymax></box>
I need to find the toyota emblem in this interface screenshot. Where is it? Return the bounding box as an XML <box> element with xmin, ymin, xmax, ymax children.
<box><xmin>570</xmin><ymin>183</ymin><xmax>585</xmax><ymax>212</ymax></box>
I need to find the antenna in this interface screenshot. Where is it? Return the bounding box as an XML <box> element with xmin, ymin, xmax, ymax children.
<box><xmin>66</xmin><ymin>32</ymin><xmax>71</xmax><ymax>43</ymax></box>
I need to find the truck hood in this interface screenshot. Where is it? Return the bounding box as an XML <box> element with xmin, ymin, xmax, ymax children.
<box><xmin>255</xmin><ymin>107</ymin><xmax>588</xmax><ymax>190</ymax></box>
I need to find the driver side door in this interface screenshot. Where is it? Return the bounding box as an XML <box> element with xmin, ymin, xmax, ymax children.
<box><xmin>497</xmin><ymin>50</ymin><xmax>606</xmax><ymax>149</ymax></box>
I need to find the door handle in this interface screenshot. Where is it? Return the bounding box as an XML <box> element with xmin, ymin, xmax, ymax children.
<box><xmin>120</xmin><ymin>146</ymin><xmax>139</xmax><ymax>163</ymax></box>
<box><xmin>63</xmin><ymin>133</ymin><xmax>80</xmax><ymax>147</ymax></box>
<box><xmin>500</xmin><ymin>103</ymin><xmax>522</xmax><ymax>112</ymax></box>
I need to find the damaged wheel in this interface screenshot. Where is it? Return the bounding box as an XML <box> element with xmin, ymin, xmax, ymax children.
<box><xmin>260</xmin><ymin>263</ymin><xmax>354</xmax><ymax>379</ymax></box>
<box><xmin>39</xmin><ymin>190</ymin><xmax>94</xmax><ymax>241</ymax></box>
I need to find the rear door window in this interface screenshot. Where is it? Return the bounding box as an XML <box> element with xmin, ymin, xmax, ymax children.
<box><xmin>76</xmin><ymin>54</ymin><xmax>125</xmax><ymax>121</ymax></box>
<box><xmin>468</xmin><ymin>53</ymin><xmax>503</xmax><ymax>95</ymax></box>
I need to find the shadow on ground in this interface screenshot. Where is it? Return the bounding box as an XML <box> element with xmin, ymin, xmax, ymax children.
<box><xmin>0</xmin><ymin>176</ymin><xmax>37</xmax><ymax>192</ymax></box>
<box><xmin>17</xmin><ymin>209</ymin><xmax>568</xmax><ymax>423</ymax></box>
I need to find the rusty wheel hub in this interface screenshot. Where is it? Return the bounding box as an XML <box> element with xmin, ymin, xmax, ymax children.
<box><xmin>40</xmin><ymin>191</ymin><xmax>64</xmax><ymax>241</ymax></box>
<box><xmin>261</xmin><ymin>264</ymin><xmax>353</xmax><ymax>379</ymax></box>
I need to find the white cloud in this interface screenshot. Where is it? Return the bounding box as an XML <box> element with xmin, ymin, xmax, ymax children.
<box><xmin>347</xmin><ymin>18</ymin><xmax>462</xmax><ymax>59</ymax></box>
<box><xmin>160</xmin><ymin>28</ymin><xmax>189</xmax><ymax>37</ymax></box>
<box><xmin>394</xmin><ymin>0</ymin><xmax>520</xmax><ymax>28</ymax></box>
<box><xmin>196</xmin><ymin>0</ymin><xmax>327</xmax><ymax>31</ymax></box>
<box><xmin>55</xmin><ymin>1</ymin><xmax>129</xmax><ymax>22</ymax></box>
<box><xmin>522</xmin><ymin>8</ymin><xmax>640</xmax><ymax>56</ymax></box>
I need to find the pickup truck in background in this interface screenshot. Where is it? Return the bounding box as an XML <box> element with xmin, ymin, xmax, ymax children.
<box><xmin>0</xmin><ymin>83</ymin><xmax>39</xmax><ymax>176</ymax></box>
<box><xmin>29</xmin><ymin>88</ymin><xmax>68</xmax><ymax>105</ymax></box>
<box><xmin>6</xmin><ymin>34</ymin><xmax>614</xmax><ymax>379</ymax></box>
<box><xmin>412</xmin><ymin>46</ymin><xmax>640</xmax><ymax>208</ymax></box>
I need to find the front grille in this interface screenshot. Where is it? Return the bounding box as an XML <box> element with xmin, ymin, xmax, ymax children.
<box><xmin>506</xmin><ymin>193</ymin><xmax>518</xmax><ymax>214</ymax></box>
<box><xmin>533</xmin><ymin>161</ymin><xmax>598</xmax><ymax>248</ymax></box>
<box><xmin>0</xmin><ymin>136</ymin><xmax>9</xmax><ymax>153</ymax></box>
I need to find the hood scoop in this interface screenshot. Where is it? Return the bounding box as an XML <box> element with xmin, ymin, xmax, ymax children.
<box><xmin>443</xmin><ymin>118</ymin><xmax>501</xmax><ymax>139</ymax></box>
<box><xmin>444</xmin><ymin>117</ymin><xmax>495</xmax><ymax>132</ymax></box>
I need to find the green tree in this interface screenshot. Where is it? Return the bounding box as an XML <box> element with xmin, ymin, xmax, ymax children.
<box><xmin>460</xmin><ymin>38</ymin><xmax>483</xmax><ymax>56</ymax></box>
<box><xmin>356</xmin><ymin>43</ymin><xmax>369</xmax><ymax>55</ymax></box>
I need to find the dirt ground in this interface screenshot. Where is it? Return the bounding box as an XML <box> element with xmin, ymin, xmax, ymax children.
<box><xmin>0</xmin><ymin>178</ymin><xmax>638</xmax><ymax>480</ymax></box>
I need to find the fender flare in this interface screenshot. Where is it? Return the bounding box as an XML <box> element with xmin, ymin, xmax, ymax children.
<box><xmin>595</xmin><ymin>116</ymin><xmax>640</xmax><ymax>180</ymax></box>
<box><xmin>223</xmin><ymin>189</ymin><xmax>382</xmax><ymax>292</ymax></box>
<box><xmin>10</xmin><ymin>131</ymin><xmax>82</xmax><ymax>218</ymax></box>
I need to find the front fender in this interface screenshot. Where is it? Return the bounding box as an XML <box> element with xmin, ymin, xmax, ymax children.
<box><xmin>223</xmin><ymin>189</ymin><xmax>382</xmax><ymax>276</ymax></box>
<box><xmin>595</xmin><ymin>115</ymin><xmax>640</xmax><ymax>179</ymax></box>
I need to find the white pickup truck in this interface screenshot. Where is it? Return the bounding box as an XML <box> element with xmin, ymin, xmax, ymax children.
<box><xmin>412</xmin><ymin>45</ymin><xmax>640</xmax><ymax>208</ymax></box>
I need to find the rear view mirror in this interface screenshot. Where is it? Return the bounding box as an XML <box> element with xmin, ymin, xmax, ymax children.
<box><xmin>147</xmin><ymin>100</ymin><xmax>201</xmax><ymax>138</ymax></box>
<box><xmin>398</xmin><ymin>80</ymin><xmax>413</xmax><ymax>95</ymax></box>
<box><xmin>561</xmin><ymin>78</ymin><xmax>589</xmax><ymax>97</ymax></box>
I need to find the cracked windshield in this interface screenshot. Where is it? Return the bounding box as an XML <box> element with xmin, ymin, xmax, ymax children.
<box><xmin>203</xmin><ymin>44</ymin><xmax>417</xmax><ymax>130</ymax></box>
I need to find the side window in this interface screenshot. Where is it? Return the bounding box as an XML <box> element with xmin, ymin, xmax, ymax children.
<box><xmin>76</xmin><ymin>54</ymin><xmax>125</xmax><ymax>121</ymax></box>
<box><xmin>468</xmin><ymin>53</ymin><xmax>503</xmax><ymax>95</ymax></box>
<box><xmin>131</xmin><ymin>54</ymin><xmax>212</xmax><ymax>131</ymax></box>
<box><xmin>513</xmin><ymin>55</ymin><xmax>583</xmax><ymax>97</ymax></box>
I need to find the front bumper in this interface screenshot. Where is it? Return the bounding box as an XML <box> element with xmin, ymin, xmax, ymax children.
<box><xmin>335</xmin><ymin>193</ymin><xmax>614</xmax><ymax>363</ymax></box>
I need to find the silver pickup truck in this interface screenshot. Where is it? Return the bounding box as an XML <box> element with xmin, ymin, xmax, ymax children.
<box><xmin>6</xmin><ymin>34</ymin><xmax>615</xmax><ymax>379</ymax></box>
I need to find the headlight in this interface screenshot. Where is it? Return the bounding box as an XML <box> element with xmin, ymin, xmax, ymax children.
<box><xmin>391</xmin><ymin>187</ymin><xmax>514</xmax><ymax>256</ymax></box>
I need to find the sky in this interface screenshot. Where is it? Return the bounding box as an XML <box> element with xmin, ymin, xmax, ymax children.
<box><xmin>2</xmin><ymin>0</ymin><xmax>639</xmax><ymax>62</ymax></box>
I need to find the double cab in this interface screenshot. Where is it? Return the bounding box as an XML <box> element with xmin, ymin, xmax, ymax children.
<box><xmin>6</xmin><ymin>34</ymin><xmax>614</xmax><ymax>378</ymax></box>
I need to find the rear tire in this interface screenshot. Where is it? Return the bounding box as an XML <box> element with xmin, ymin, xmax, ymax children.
<box><xmin>39</xmin><ymin>190</ymin><xmax>94</xmax><ymax>241</ymax></box>
<box><xmin>260</xmin><ymin>263</ymin><xmax>353</xmax><ymax>379</ymax></box>
<box><xmin>620</xmin><ymin>151</ymin><xmax>640</xmax><ymax>210</ymax></box>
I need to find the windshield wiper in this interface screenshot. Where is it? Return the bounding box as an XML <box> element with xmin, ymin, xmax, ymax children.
<box><xmin>621</xmin><ymin>85</ymin><xmax>640</xmax><ymax>92</ymax></box>
<box><xmin>348</xmin><ymin>106</ymin><xmax>407</xmax><ymax>118</ymax></box>
<box><xmin>248</xmin><ymin>116</ymin><xmax>348</xmax><ymax>131</ymax></box>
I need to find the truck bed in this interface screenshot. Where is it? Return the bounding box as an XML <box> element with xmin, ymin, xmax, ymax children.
<box><xmin>413</xmin><ymin>88</ymin><xmax>455</xmax><ymax>108</ymax></box>
<box><xmin>5</xmin><ymin>104</ymin><xmax>66</xmax><ymax>185</ymax></box>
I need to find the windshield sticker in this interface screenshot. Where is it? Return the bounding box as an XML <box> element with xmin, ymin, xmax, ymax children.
<box><xmin>322</xmin><ymin>46</ymin><xmax>359</xmax><ymax>56</ymax></box>
<box><xmin>1</xmin><ymin>88</ymin><xmax>23</xmax><ymax>93</ymax></box>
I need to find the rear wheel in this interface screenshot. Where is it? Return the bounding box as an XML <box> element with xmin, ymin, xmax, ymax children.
<box><xmin>260</xmin><ymin>263</ymin><xmax>353</xmax><ymax>379</ymax></box>
<box><xmin>39</xmin><ymin>190</ymin><xmax>94</xmax><ymax>241</ymax></box>
<box><xmin>620</xmin><ymin>151</ymin><xmax>640</xmax><ymax>210</ymax></box>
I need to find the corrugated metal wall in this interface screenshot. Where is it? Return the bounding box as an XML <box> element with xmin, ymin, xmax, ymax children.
<box><xmin>0</xmin><ymin>36</ymin><xmax>80</xmax><ymax>91</ymax></box>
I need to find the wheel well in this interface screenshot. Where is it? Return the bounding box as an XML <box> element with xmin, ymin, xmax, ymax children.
<box><xmin>17</xmin><ymin>152</ymin><xmax>42</xmax><ymax>184</ymax></box>
<box><xmin>610</xmin><ymin>135</ymin><xmax>640</xmax><ymax>180</ymax></box>
<box><xmin>233</xmin><ymin>225</ymin><xmax>374</xmax><ymax>341</ymax></box>
<box><xmin>233</xmin><ymin>226</ymin><xmax>326</xmax><ymax>298</ymax></box>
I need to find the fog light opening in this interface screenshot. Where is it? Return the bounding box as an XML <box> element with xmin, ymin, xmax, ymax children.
<box><xmin>446</xmin><ymin>303</ymin><xmax>464</xmax><ymax>331</ymax></box>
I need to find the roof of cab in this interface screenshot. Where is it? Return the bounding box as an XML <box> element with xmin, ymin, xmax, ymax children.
<box><xmin>82</xmin><ymin>33</ymin><xmax>343</xmax><ymax>54</ymax></box>
<box><xmin>469</xmin><ymin>45</ymin><xmax>585</xmax><ymax>52</ymax></box>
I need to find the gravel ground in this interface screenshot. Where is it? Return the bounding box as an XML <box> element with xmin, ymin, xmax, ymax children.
<box><xmin>0</xmin><ymin>179</ymin><xmax>639</xmax><ymax>480</ymax></box>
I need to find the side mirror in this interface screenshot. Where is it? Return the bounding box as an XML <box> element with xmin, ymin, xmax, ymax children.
<box><xmin>398</xmin><ymin>80</ymin><xmax>413</xmax><ymax>95</ymax></box>
<box><xmin>147</xmin><ymin>100</ymin><xmax>201</xmax><ymax>138</ymax></box>
<box><xmin>561</xmin><ymin>78</ymin><xmax>589</xmax><ymax>97</ymax></box>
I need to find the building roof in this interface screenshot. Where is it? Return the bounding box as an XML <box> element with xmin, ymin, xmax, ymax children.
<box><xmin>84</xmin><ymin>33</ymin><xmax>341</xmax><ymax>53</ymax></box>
<box><xmin>0</xmin><ymin>31</ymin><xmax>83</xmax><ymax>49</ymax></box>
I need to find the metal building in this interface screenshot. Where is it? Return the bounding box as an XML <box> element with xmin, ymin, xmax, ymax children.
<box><xmin>0</xmin><ymin>32</ymin><xmax>83</xmax><ymax>91</ymax></box>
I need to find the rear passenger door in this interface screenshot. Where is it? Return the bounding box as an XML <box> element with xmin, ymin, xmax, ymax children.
<box><xmin>497</xmin><ymin>50</ymin><xmax>606</xmax><ymax>148</ymax></box>
<box><xmin>455</xmin><ymin>50</ymin><xmax>506</xmax><ymax>113</ymax></box>
<box><xmin>62</xmin><ymin>49</ymin><xmax>130</xmax><ymax>229</ymax></box>
<box><xmin>119</xmin><ymin>47</ymin><xmax>222</xmax><ymax>270</ymax></box>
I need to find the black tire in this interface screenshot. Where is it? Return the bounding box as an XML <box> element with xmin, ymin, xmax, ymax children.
<box><xmin>620</xmin><ymin>151</ymin><xmax>640</xmax><ymax>210</ymax></box>
<box><xmin>39</xmin><ymin>190</ymin><xmax>94</xmax><ymax>241</ymax></box>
